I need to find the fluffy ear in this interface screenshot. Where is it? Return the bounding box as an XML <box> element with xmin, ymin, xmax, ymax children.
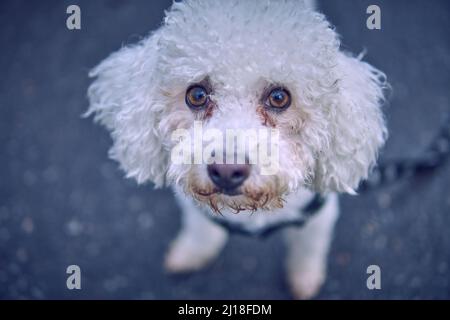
<box><xmin>86</xmin><ymin>33</ymin><xmax>168</xmax><ymax>187</ymax></box>
<box><xmin>313</xmin><ymin>52</ymin><xmax>388</xmax><ymax>194</ymax></box>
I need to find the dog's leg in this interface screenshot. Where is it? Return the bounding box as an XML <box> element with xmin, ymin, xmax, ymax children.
<box><xmin>283</xmin><ymin>193</ymin><xmax>339</xmax><ymax>299</ymax></box>
<box><xmin>165</xmin><ymin>190</ymin><xmax>228</xmax><ymax>273</ymax></box>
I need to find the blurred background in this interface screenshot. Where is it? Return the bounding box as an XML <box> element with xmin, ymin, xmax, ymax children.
<box><xmin>1</xmin><ymin>0</ymin><xmax>449</xmax><ymax>299</ymax></box>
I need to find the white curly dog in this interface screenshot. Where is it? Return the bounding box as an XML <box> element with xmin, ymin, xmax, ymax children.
<box><xmin>87</xmin><ymin>0</ymin><xmax>387</xmax><ymax>299</ymax></box>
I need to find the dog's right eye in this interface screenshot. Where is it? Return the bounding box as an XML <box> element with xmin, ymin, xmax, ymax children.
<box><xmin>186</xmin><ymin>85</ymin><xmax>209</xmax><ymax>109</ymax></box>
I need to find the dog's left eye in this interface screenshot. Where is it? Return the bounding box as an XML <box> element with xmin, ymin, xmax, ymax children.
<box><xmin>186</xmin><ymin>85</ymin><xmax>209</xmax><ymax>109</ymax></box>
<box><xmin>264</xmin><ymin>87</ymin><xmax>291</xmax><ymax>110</ymax></box>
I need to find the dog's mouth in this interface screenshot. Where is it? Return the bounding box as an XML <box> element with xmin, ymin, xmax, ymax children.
<box><xmin>191</xmin><ymin>185</ymin><xmax>284</xmax><ymax>214</ymax></box>
<box><xmin>186</xmin><ymin>170</ymin><xmax>287</xmax><ymax>213</ymax></box>
<box><xmin>195</xmin><ymin>187</ymin><xmax>242</xmax><ymax>197</ymax></box>
<box><xmin>218</xmin><ymin>188</ymin><xmax>242</xmax><ymax>196</ymax></box>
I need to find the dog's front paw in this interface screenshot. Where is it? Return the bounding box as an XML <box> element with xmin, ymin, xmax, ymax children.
<box><xmin>288</xmin><ymin>268</ymin><xmax>325</xmax><ymax>300</ymax></box>
<box><xmin>164</xmin><ymin>230</ymin><xmax>227</xmax><ymax>273</ymax></box>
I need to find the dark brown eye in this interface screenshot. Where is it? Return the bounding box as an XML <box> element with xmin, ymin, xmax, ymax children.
<box><xmin>265</xmin><ymin>87</ymin><xmax>291</xmax><ymax>110</ymax></box>
<box><xmin>186</xmin><ymin>85</ymin><xmax>209</xmax><ymax>109</ymax></box>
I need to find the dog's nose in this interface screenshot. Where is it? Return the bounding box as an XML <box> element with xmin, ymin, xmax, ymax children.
<box><xmin>207</xmin><ymin>164</ymin><xmax>250</xmax><ymax>191</ymax></box>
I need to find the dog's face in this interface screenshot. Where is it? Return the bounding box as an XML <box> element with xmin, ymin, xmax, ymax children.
<box><xmin>87</xmin><ymin>0</ymin><xmax>387</xmax><ymax>212</ymax></box>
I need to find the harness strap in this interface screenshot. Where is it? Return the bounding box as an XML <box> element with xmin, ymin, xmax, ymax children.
<box><xmin>206</xmin><ymin>194</ymin><xmax>326</xmax><ymax>238</ymax></box>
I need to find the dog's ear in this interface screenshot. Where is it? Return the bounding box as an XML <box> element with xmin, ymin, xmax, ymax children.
<box><xmin>313</xmin><ymin>52</ymin><xmax>388</xmax><ymax>194</ymax></box>
<box><xmin>86</xmin><ymin>33</ymin><xmax>168</xmax><ymax>187</ymax></box>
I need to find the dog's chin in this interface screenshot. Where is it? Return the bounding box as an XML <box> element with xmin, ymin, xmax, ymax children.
<box><xmin>189</xmin><ymin>184</ymin><xmax>285</xmax><ymax>214</ymax></box>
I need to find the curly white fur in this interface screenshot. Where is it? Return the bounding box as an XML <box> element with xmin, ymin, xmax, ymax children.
<box><xmin>87</xmin><ymin>0</ymin><xmax>387</xmax><ymax>299</ymax></box>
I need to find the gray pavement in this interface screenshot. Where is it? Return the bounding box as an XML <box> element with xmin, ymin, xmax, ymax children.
<box><xmin>0</xmin><ymin>0</ymin><xmax>449</xmax><ymax>299</ymax></box>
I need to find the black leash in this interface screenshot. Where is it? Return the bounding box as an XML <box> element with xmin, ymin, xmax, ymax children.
<box><xmin>206</xmin><ymin>115</ymin><xmax>450</xmax><ymax>237</ymax></box>
<box><xmin>360</xmin><ymin>114</ymin><xmax>450</xmax><ymax>192</ymax></box>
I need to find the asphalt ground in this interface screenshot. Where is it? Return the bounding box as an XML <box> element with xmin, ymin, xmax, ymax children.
<box><xmin>1</xmin><ymin>0</ymin><xmax>449</xmax><ymax>299</ymax></box>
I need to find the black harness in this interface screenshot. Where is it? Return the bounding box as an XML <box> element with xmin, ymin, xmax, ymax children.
<box><xmin>207</xmin><ymin>194</ymin><xmax>326</xmax><ymax>238</ymax></box>
<box><xmin>206</xmin><ymin>115</ymin><xmax>450</xmax><ymax>237</ymax></box>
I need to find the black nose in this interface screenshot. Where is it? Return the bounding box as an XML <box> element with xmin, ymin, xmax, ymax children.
<box><xmin>207</xmin><ymin>164</ymin><xmax>251</xmax><ymax>192</ymax></box>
